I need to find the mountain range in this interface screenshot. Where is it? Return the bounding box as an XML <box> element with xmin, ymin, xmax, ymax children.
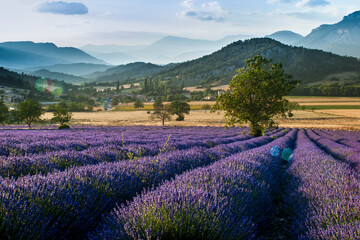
<box><xmin>266</xmin><ymin>11</ymin><xmax>360</xmax><ymax>58</ymax></box>
<box><xmin>297</xmin><ymin>10</ymin><xmax>360</xmax><ymax>57</ymax></box>
<box><xmin>80</xmin><ymin>34</ymin><xmax>252</xmax><ymax>65</ymax></box>
<box><xmin>0</xmin><ymin>42</ymin><xmax>105</xmax><ymax>69</ymax></box>
<box><xmin>85</xmin><ymin>62</ymin><xmax>177</xmax><ymax>83</ymax></box>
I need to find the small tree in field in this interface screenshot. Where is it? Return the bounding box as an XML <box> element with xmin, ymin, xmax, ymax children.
<box><xmin>201</xmin><ymin>104</ymin><xmax>211</xmax><ymax>114</ymax></box>
<box><xmin>169</xmin><ymin>100</ymin><xmax>190</xmax><ymax>121</ymax></box>
<box><xmin>134</xmin><ymin>99</ymin><xmax>144</xmax><ymax>110</ymax></box>
<box><xmin>0</xmin><ymin>100</ymin><xmax>9</xmax><ymax>124</ymax></box>
<box><xmin>213</xmin><ymin>55</ymin><xmax>298</xmax><ymax>136</ymax></box>
<box><xmin>52</xmin><ymin>103</ymin><xmax>72</xmax><ymax>129</ymax></box>
<box><xmin>151</xmin><ymin>99</ymin><xmax>171</xmax><ymax>126</ymax></box>
<box><xmin>17</xmin><ymin>99</ymin><xmax>44</xmax><ymax>129</ymax></box>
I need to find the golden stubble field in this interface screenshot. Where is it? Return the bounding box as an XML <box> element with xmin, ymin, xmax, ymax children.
<box><xmin>42</xmin><ymin>109</ymin><xmax>360</xmax><ymax>130</ymax></box>
<box><xmin>42</xmin><ymin>97</ymin><xmax>360</xmax><ymax>130</ymax></box>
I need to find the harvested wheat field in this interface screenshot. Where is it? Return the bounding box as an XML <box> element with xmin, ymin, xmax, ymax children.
<box><xmin>286</xmin><ymin>97</ymin><xmax>360</xmax><ymax>102</ymax></box>
<box><xmin>314</xmin><ymin>109</ymin><xmax>360</xmax><ymax>118</ymax></box>
<box><xmin>43</xmin><ymin>109</ymin><xmax>360</xmax><ymax>130</ymax></box>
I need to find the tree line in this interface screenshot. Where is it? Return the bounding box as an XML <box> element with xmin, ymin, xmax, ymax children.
<box><xmin>291</xmin><ymin>83</ymin><xmax>360</xmax><ymax>97</ymax></box>
<box><xmin>0</xmin><ymin>99</ymin><xmax>71</xmax><ymax>129</ymax></box>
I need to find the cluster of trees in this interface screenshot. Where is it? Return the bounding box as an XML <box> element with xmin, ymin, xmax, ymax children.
<box><xmin>0</xmin><ymin>99</ymin><xmax>72</xmax><ymax>129</ymax></box>
<box><xmin>151</xmin><ymin>99</ymin><xmax>190</xmax><ymax>125</ymax></box>
<box><xmin>141</xmin><ymin>78</ymin><xmax>185</xmax><ymax>99</ymax></box>
<box><xmin>47</xmin><ymin>101</ymin><xmax>93</xmax><ymax>112</ymax></box>
<box><xmin>0</xmin><ymin>74</ymin><xmax>32</xmax><ymax>89</ymax></box>
<box><xmin>189</xmin><ymin>87</ymin><xmax>219</xmax><ymax>101</ymax></box>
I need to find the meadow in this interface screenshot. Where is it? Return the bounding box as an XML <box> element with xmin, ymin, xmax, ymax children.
<box><xmin>40</xmin><ymin>96</ymin><xmax>360</xmax><ymax>130</ymax></box>
<box><xmin>0</xmin><ymin>126</ymin><xmax>360</xmax><ymax>239</ymax></box>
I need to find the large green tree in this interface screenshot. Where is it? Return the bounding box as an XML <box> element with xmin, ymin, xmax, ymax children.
<box><xmin>213</xmin><ymin>55</ymin><xmax>298</xmax><ymax>136</ymax></box>
<box><xmin>0</xmin><ymin>100</ymin><xmax>8</xmax><ymax>124</ymax></box>
<box><xmin>16</xmin><ymin>99</ymin><xmax>44</xmax><ymax>129</ymax></box>
<box><xmin>169</xmin><ymin>100</ymin><xmax>190</xmax><ymax>121</ymax></box>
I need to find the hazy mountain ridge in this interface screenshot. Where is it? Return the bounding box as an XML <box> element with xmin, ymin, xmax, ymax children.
<box><xmin>31</xmin><ymin>69</ymin><xmax>87</xmax><ymax>84</ymax></box>
<box><xmin>0</xmin><ymin>41</ymin><xmax>106</xmax><ymax>69</ymax></box>
<box><xmin>88</xmin><ymin>62</ymin><xmax>177</xmax><ymax>83</ymax></box>
<box><xmin>265</xmin><ymin>31</ymin><xmax>304</xmax><ymax>45</ymax></box>
<box><xmin>24</xmin><ymin>63</ymin><xmax>112</xmax><ymax>76</ymax></box>
<box><xmin>80</xmin><ymin>34</ymin><xmax>252</xmax><ymax>65</ymax></box>
<box><xmin>295</xmin><ymin>11</ymin><xmax>360</xmax><ymax>57</ymax></box>
<box><xmin>0</xmin><ymin>66</ymin><xmax>73</xmax><ymax>90</ymax></box>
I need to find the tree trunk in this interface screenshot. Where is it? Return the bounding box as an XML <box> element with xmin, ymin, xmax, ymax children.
<box><xmin>250</xmin><ymin>122</ymin><xmax>263</xmax><ymax>137</ymax></box>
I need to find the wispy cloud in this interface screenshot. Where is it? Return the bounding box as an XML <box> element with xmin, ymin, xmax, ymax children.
<box><xmin>181</xmin><ymin>0</ymin><xmax>194</xmax><ymax>8</ymax></box>
<box><xmin>296</xmin><ymin>0</ymin><xmax>330</xmax><ymax>8</ymax></box>
<box><xmin>178</xmin><ymin>1</ymin><xmax>225</xmax><ymax>22</ymax></box>
<box><xmin>37</xmin><ymin>1</ymin><xmax>88</xmax><ymax>15</ymax></box>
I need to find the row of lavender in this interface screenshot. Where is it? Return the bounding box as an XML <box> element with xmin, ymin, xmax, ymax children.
<box><xmin>89</xmin><ymin>129</ymin><xmax>298</xmax><ymax>239</ymax></box>
<box><xmin>88</xmin><ymin>127</ymin><xmax>360</xmax><ymax>240</ymax></box>
<box><xmin>0</xmin><ymin>126</ymin><xmax>264</xmax><ymax>179</ymax></box>
<box><xmin>285</xmin><ymin>129</ymin><xmax>360</xmax><ymax>239</ymax></box>
<box><xmin>0</xmin><ymin>126</ymin><xmax>250</xmax><ymax>155</ymax></box>
<box><xmin>0</xmin><ymin>127</ymin><xmax>289</xmax><ymax>239</ymax></box>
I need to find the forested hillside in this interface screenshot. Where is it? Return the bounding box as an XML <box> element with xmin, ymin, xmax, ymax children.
<box><xmin>153</xmin><ymin>38</ymin><xmax>360</xmax><ymax>87</ymax></box>
<box><xmin>89</xmin><ymin>62</ymin><xmax>177</xmax><ymax>83</ymax></box>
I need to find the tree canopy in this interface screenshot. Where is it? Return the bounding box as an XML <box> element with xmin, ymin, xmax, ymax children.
<box><xmin>16</xmin><ymin>99</ymin><xmax>44</xmax><ymax>129</ymax></box>
<box><xmin>151</xmin><ymin>99</ymin><xmax>171</xmax><ymax>126</ymax></box>
<box><xmin>213</xmin><ymin>55</ymin><xmax>298</xmax><ymax>136</ymax></box>
<box><xmin>51</xmin><ymin>102</ymin><xmax>72</xmax><ymax>129</ymax></box>
<box><xmin>169</xmin><ymin>100</ymin><xmax>190</xmax><ymax>121</ymax></box>
<box><xmin>0</xmin><ymin>100</ymin><xmax>8</xmax><ymax>123</ymax></box>
<box><xmin>134</xmin><ymin>99</ymin><xmax>144</xmax><ymax>110</ymax></box>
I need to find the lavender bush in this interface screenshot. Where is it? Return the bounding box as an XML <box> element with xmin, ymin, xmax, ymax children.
<box><xmin>285</xmin><ymin>130</ymin><xmax>360</xmax><ymax>239</ymax></box>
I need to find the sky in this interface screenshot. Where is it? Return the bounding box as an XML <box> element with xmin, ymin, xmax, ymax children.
<box><xmin>0</xmin><ymin>0</ymin><xmax>359</xmax><ymax>47</ymax></box>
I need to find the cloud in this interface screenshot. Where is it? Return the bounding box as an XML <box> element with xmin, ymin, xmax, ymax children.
<box><xmin>296</xmin><ymin>0</ymin><xmax>330</xmax><ymax>8</ymax></box>
<box><xmin>178</xmin><ymin>1</ymin><xmax>225</xmax><ymax>22</ymax></box>
<box><xmin>181</xmin><ymin>0</ymin><xmax>194</xmax><ymax>8</ymax></box>
<box><xmin>37</xmin><ymin>1</ymin><xmax>88</xmax><ymax>15</ymax></box>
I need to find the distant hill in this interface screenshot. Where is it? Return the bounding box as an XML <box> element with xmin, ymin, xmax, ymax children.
<box><xmin>152</xmin><ymin>38</ymin><xmax>360</xmax><ymax>87</ymax></box>
<box><xmin>87</xmin><ymin>62</ymin><xmax>177</xmax><ymax>83</ymax></box>
<box><xmin>0</xmin><ymin>67</ymin><xmax>36</xmax><ymax>89</ymax></box>
<box><xmin>0</xmin><ymin>67</ymin><xmax>73</xmax><ymax>91</ymax></box>
<box><xmin>81</xmin><ymin>34</ymin><xmax>252</xmax><ymax>65</ymax></box>
<box><xmin>0</xmin><ymin>41</ymin><xmax>106</xmax><ymax>69</ymax></box>
<box><xmin>265</xmin><ymin>31</ymin><xmax>304</xmax><ymax>45</ymax></box>
<box><xmin>80</xmin><ymin>51</ymin><xmax>139</xmax><ymax>66</ymax></box>
<box><xmin>297</xmin><ymin>10</ymin><xmax>360</xmax><ymax>57</ymax></box>
<box><xmin>31</xmin><ymin>69</ymin><xmax>87</xmax><ymax>84</ymax></box>
<box><xmin>24</xmin><ymin>63</ymin><xmax>112</xmax><ymax>76</ymax></box>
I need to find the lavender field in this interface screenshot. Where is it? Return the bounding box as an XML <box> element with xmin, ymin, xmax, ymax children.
<box><xmin>0</xmin><ymin>126</ymin><xmax>359</xmax><ymax>239</ymax></box>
